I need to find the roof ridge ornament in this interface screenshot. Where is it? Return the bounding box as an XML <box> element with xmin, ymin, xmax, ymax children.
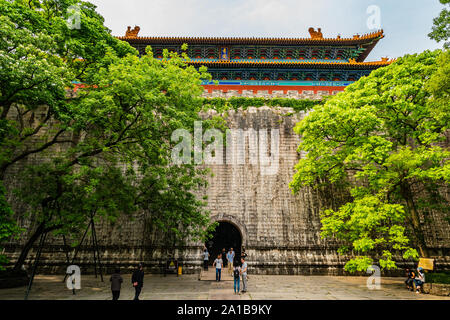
<box><xmin>117</xmin><ymin>29</ymin><xmax>386</xmax><ymax>45</ymax></box>
<box><xmin>125</xmin><ymin>26</ymin><xmax>140</xmax><ymax>38</ymax></box>
<box><xmin>308</xmin><ymin>27</ymin><xmax>323</xmax><ymax>39</ymax></box>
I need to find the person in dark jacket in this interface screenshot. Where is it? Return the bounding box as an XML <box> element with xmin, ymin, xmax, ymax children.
<box><xmin>405</xmin><ymin>268</ymin><xmax>414</xmax><ymax>290</ymax></box>
<box><xmin>132</xmin><ymin>263</ymin><xmax>144</xmax><ymax>300</ymax></box>
<box><xmin>241</xmin><ymin>247</ymin><xmax>248</xmax><ymax>260</ymax></box>
<box><xmin>110</xmin><ymin>268</ymin><xmax>123</xmax><ymax>300</ymax></box>
<box><xmin>221</xmin><ymin>248</ymin><xmax>227</xmax><ymax>268</ymax></box>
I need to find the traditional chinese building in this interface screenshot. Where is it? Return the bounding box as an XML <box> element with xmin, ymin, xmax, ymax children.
<box><xmin>96</xmin><ymin>28</ymin><xmax>447</xmax><ymax>275</ymax></box>
<box><xmin>119</xmin><ymin>27</ymin><xmax>393</xmax><ymax>98</ymax></box>
<box><xmin>5</xmin><ymin>28</ymin><xmax>449</xmax><ymax>277</ymax></box>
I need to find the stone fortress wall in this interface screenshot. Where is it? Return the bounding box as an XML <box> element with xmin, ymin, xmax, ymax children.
<box><xmin>196</xmin><ymin>98</ymin><xmax>450</xmax><ymax>275</ymax></box>
<box><xmin>3</xmin><ymin>91</ymin><xmax>450</xmax><ymax>275</ymax></box>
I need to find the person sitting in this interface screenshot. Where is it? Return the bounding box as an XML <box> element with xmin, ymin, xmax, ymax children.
<box><xmin>413</xmin><ymin>267</ymin><xmax>425</xmax><ymax>293</ymax></box>
<box><xmin>405</xmin><ymin>268</ymin><xmax>414</xmax><ymax>290</ymax></box>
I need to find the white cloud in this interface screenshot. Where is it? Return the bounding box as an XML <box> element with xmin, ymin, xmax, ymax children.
<box><xmin>89</xmin><ymin>0</ymin><xmax>444</xmax><ymax>60</ymax></box>
<box><xmin>90</xmin><ymin>0</ymin><xmax>338</xmax><ymax>37</ymax></box>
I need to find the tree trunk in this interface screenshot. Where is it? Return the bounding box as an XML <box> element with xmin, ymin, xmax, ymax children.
<box><xmin>401</xmin><ymin>183</ymin><xmax>429</xmax><ymax>258</ymax></box>
<box><xmin>13</xmin><ymin>222</ymin><xmax>46</xmax><ymax>272</ymax></box>
<box><xmin>13</xmin><ymin>221</ymin><xmax>62</xmax><ymax>272</ymax></box>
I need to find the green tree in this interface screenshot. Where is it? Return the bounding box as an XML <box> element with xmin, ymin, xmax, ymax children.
<box><xmin>290</xmin><ymin>50</ymin><xmax>449</xmax><ymax>272</ymax></box>
<box><xmin>429</xmin><ymin>0</ymin><xmax>450</xmax><ymax>48</ymax></box>
<box><xmin>135</xmin><ymin>165</ymin><xmax>215</xmax><ymax>247</ymax></box>
<box><xmin>0</xmin><ymin>181</ymin><xmax>20</xmax><ymax>270</ymax></box>
<box><xmin>0</xmin><ymin>0</ymin><xmax>135</xmax><ymax>270</ymax></box>
<box><xmin>1</xmin><ymin>0</ymin><xmax>216</xmax><ymax>271</ymax></box>
<box><xmin>13</xmin><ymin>163</ymin><xmax>136</xmax><ymax>270</ymax></box>
<box><xmin>10</xmin><ymin>46</ymin><xmax>215</xmax><ymax>271</ymax></box>
<box><xmin>0</xmin><ymin>0</ymin><xmax>136</xmax><ymax>179</ymax></box>
<box><xmin>427</xmin><ymin>49</ymin><xmax>450</xmax><ymax>113</ymax></box>
<box><xmin>428</xmin><ymin>0</ymin><xmax>450</xmax><ymax>49</ymax></box>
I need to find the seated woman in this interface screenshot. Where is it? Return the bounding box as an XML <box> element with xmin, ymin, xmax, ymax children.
<box><xmin>413</xmin><ymin>267</ymin><xmax>426</xmax><ymax>293</ymax></box>
<box><xmin>405</xmin><ymin>268</ymin><xmax>415</xmax><ymax>290</ymax></box>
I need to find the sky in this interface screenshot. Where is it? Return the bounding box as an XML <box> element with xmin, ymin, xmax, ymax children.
<box><xmin>88</xmin><ymin>0</ymin><xmax>445</xmax><ymax>61</ymax></box>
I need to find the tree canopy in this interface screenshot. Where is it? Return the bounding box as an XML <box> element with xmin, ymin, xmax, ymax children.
<box><xmin>0</xmin><ymin>181</ymin><xmax>20</xmax><ymax>270</ymax></box>
<box><xmin>0</xmin><ymin>0</ymin><xmax>136</xmax><ymax>179</ymax></box>
<box><xmin>290</xmin><ymin>50</ymin><xmax>449</xmax><ymax>272</ymax></box>
<box><xmin>429</xmin><ymin>0</ymin><xmax>450</xmax><ymax>48</ymax></box>
<box><xmin>0</xmin><ymin>0</ymin><xmax>216</xmax><ymax>271</ymax></box>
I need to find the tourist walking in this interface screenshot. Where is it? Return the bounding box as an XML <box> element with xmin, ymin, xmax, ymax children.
<box><xmin>233</xmin><ymin>262</ymin><xmax>241</xmax><ymax>294</ymax></box>
<box><xmin>227</xmin><ymin>248</ymin><xmax>235</xmax><ymax>275</ymax></box>
<box><xmin>203</xmin><ymin>247</ymin><xmax>210</xmax><ymax>271</ymax></box>
<box><xmin>110</xmin><ymin>268</ymin><xmax>123</xmax><ymax>300</ymax></box>
<box><xmin>131</xmin><ymin>263</ymin><xmax>144</xmax><ymax>300</ymax></box>
<box><xmin>213</xmin><ymin>254</ymin><xmax>223</xmax><ymax>281</ymax></box>
<box><xmin>240</xmin><ymin>257</ymin><xmax>248</xmax><ymax>293</ymax></box>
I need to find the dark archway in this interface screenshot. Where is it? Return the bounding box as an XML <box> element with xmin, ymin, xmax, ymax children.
<box><xmin>205</xmin><ymin>221</ymin><xmax>242</xmax><ymax>265</ymax></box>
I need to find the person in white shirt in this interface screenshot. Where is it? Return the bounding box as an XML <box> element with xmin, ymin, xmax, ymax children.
<box><xmin>414</xmin><ymin>267</ymin><xmax>426</xmax><ymax>293</ymax></box>
<box><xmin>240</xmin><ymin>257</ymin><xmax>248</xmax><ymax>293</ymax></box>
<box><xmin>203</xmin><ymin>248</ymin><xmax>209</xmax><ymax>271</ymax></box>
<box><xmin>213</xmin><ymin>254</ymin><xmax>223</xmax><ymax>282</ymax></box>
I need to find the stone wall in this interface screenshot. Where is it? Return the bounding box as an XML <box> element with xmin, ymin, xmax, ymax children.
<box><xmin>2</xmin><ymin>102</ymin><xmax>450</xmax><ymax>276</ymax></box>
<box><xmin>423</xmin><ymin>283</ymin><xmax>450</xmax><ymax>296</ymax></box>
<box><xmin>198</xmin><ymin>106</ymin><xmax>343</xmax><ymax>275</ymax></box>
<box><xmin>197</xmin><ymin>106</ymin><xmax>450</xmax><ymax>274</ymax></box>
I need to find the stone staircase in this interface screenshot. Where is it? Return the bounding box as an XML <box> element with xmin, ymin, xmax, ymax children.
<box><xmin>199</xmin><ymin>268</ymin><xmax>234</xmax><ymax>281</ymax></box>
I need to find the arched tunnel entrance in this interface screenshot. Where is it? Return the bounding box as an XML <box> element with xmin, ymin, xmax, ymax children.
<box><xmin>205</xmin><ymin>221</ymin><xmax>242</xmax><ymax>265</ymax></box>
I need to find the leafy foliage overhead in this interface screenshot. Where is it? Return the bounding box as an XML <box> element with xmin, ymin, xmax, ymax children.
<box><xmin>429</xmin><ymin>0</ymin><xmax>450</xmax><ymax>48</ymax></box>
<box><xmin>0</xmin><ymin>0</ymin><xmax>216</xmax><ymax>271</ymax></box>
<box><xmin>0</xmin><ymin>181</ymin><xmax>21</xmax><ymax>270</ymax></box>
<box><xmin>0</xmin><ymin>0</ymin><xmax>137</xmax><ymax>178</ymax></box>
<box><xmin>290</xmin><ymin>50</ymin><xmax>449</xmax><ymax>272</ymax></box>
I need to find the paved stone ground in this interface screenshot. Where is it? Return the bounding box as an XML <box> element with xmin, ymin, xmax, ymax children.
<box><xmin>200</xmin><ymin>268</ymin><xmax>234</xmax><ymax>281</ymax></box>
<box><xmin>0</xmin><ymin>274</ymin><xmax>449</xmax><ymax>300</ymax></box>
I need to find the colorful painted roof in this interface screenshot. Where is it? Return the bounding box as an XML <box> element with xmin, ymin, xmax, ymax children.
<box><xmin>184</xmin><ymin>57</ymin><xmax>394</xmax><ymax>69</ymax></box>
<box><xmin>118</xmin><ymin>27</ymin><xmax>392</xmax><ymax>70</ymax></box>
<box><xmin>118</xmin><ymin>27</ymin><xmax>386</xmax><ymax>63</ymax></box>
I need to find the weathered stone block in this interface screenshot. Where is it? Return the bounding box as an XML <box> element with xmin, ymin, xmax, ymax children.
<box><xmin>423</xmin><ymin>283</ymin><xmax>450</xmax><ymax>296</ymax></box>
<box><xmin>3</xmin><ymin>102</ymin><xmax>450</xmax><ymax>276</ymax></box>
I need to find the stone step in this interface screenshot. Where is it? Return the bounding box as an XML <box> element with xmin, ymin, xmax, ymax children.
<box><xmin>199</xmin><ymin>268</ymin><xmax>234</xmax><ymax>281</ymax></box>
